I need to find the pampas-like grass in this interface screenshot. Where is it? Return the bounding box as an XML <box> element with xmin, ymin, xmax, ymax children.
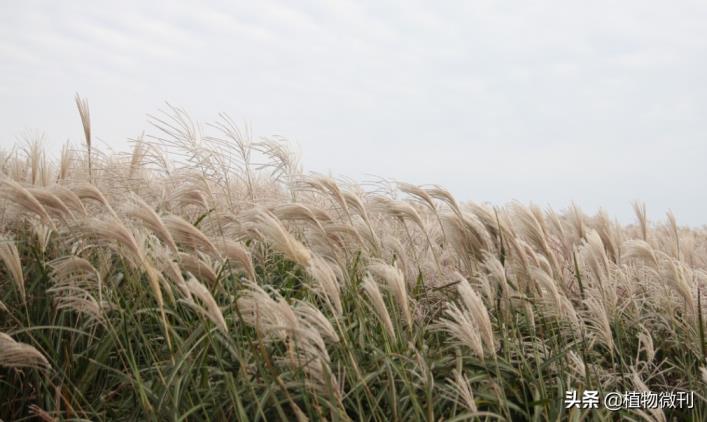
<box><xmin>48</xmin><ymin>285</ymin><xmax>107</xmax><ymax>326</ymax></box>
<box><xmin>178</xmin><ymin>252</ymin><xmax>218</xmax><ymax>287</ymax></box>
<box><xmin>28</xmin><ymin>404</ymin><xmax>56</xmax><ymax>422</ymax></box>
<box><xmin>75</xmin><ymin>93</ymin><xmax>92</xmax><ymax>181</ymax></box>
<box><xmin>368</xmin><ymin>260</ymin><xmax>412</xmax><ymax>328</ymax></box>
<box><xmin>0</xmin><ymin>238</ymin><xmax>24</xmax><ymax>301</ymax></box>
<box><xmin>49</xmin><ymin>185</ymin><xmax>87</xmax><ymax>216</ymax></box>
<box><xmin>302</xmin><ymin>176</ymin><xmax>351</xmax><ymax>221</ymax></box>
<box><xmin>169</xmin><ymin>182</ymin><xmax>211</xmax><ymax>211</ymax></box>
<box><xmin>0</xmin><ymin>332</ymin><xmax>50</xmax><ymax>369</ymax></box>
<box><xmin>71</xmin><ymin>182</ymin><xmax>118</xmax><ymax>219</ymax></box>
<box><xmin>215</xmin><ymin>238</ymin><xmax>256</xmax><ymax>281</ymax></box>
<box><xmin>622</xmin><ymin>239</ymin><xmax>659</xmax><ymax>269</ymax></box>
<box><xmin>0</xmin><ymin>109</ymin><xmax>705</xmax><ymax>420</ymax></box>
<box><xmin>631</xmin><ymin>371</ymin><xmax>666</xmax><ymax>422</ymax></box>
<box><xmin>181</xmin><ymin>275</ymin><xmax>228</xmax><ymax>333</ymax></box>
<box><xmin>583</xmin><ymin>295</ymin><xmax>614</xmax><ymax>356</ymax></box>
<box><xmin>454</xmin><ymin>273</ymin><xmax>495</xmax><ymax>355</ymax></box>
<box><xmin>633</xmin><ymin>201</ymin><xmax>649</xmax><ymax>242</ymax></box>
<box><xmin>0</xmin><ymin>176</ymin><xmax>52</xmax><ymax>224</ymax></box>
<box><xmin>271</xmin><ymin>203</ymin><xmax>326</xmax><ymax>233</ymax></box>
<box><xmin>361</xmin><ymin>274</ymin><xmax>395</xmax><ymax>339</ymax></box>
<box><xmin>236</xmin><ymin>280</ymin><xmax>338</xmax><ymax>393</ymax></box>
<box><xmin>582</xmin><ymin>230</ymin><xmax>611</xmax><ymax>287</ymax></box>
<box><xmin>306</xmin><ymin>255</ymin><xmax>343</xmax><ymax>316</ymax></box>
<box><xmin>637</xmin><ymin>326</ymin><xmax>656</xmax><ymax>364</ymax></box>
<box><xmin>163</xmin><ymin>214</ymin><xmax>218</xmax><ymax>255</ymax></box>
<box><xmin>663</xmin><ymin>258</ymin><xmax>697</xmax><ymax>316</ymax></box>
<box><xmin>239</xmin><ymin>208</ymin><xmax>312</xmax><ymax>267</ymax></box>
<box><xmin>448</xmin><ymin>369</ymin><xmax>478</xmax><ymax>414</ymax></box>
<box><xmin>49</xmin><ymin>255</ymin><xmax>103</xmax><ymax>303</ymax></box>
<box><xmin>128</xmin><ymin>195</ymin><xmax>178</xmax><ymax>254</ymax></box>
<box><xmin>426</xmin><ymin>185</ymin><xmax>462</xmax><ymax>218</ymax></box>
<box><xmin>512</xmin><ymin>203</ymin><xmax>560</xmax><ymax>278</ymax></box>
<box><xmin>26</xmin><ymin>187</ymin><xmax>74</xmax><ymax>221</ymax></box>
<box><xmin>437</xmin><ymin>303</ymin><xmax>486</xmax><ymax>359</ymax></box>
<box><xmin>82</xmin><ymin>217</ymin><xmax>145</xmax><ymax>268</ymax></box>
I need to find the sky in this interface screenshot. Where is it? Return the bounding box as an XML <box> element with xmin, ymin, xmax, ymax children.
<box><xmin>1</xmin><ymin>0</ymin><xmax>706</xmax><ymax>226</ymax></box>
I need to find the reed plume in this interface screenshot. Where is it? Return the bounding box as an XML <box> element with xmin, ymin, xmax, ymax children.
<box><xmin>0</xmin><ymin>332</ymin><xmax>50</xmax><ymax>369</ymax></box>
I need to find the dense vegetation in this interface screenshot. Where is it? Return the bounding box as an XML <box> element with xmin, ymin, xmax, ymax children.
<box><xmin>1</xmin><ymin>104</ymin><xmax>705</xmax><ymax>420</ymax></box>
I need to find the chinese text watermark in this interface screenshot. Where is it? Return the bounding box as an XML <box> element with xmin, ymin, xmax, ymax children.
<box><xmin>564</xmin><ymin>390</ymin><xmax>694</xmax><ymax>411</ymax></box>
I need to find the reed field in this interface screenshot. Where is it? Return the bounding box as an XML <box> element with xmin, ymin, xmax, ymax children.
<box><xmin>0</xmin><ymin>101</ymin><xmax>706</xmax><ymax>421</ymax></box>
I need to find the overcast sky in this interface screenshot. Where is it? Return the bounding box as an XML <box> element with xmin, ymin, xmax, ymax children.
<box><xmin>1</xmin><ymin>1</ymin><xmax>706</xmax><ymax>225</ymax></box>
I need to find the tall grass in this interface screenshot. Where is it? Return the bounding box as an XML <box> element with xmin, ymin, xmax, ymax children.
<box><xmin>0</xmin><ymin>106</ymin><xmax>705</xmax><ymax>421</ymax></box>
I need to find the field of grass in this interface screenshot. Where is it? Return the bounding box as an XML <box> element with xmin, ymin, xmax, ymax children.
<box><xmin>1</xmin><ymin>104</ymin><xmax>705</xmax><ymax>420</ymax></box>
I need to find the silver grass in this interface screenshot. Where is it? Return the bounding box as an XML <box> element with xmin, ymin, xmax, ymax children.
<box><xmin>48</xmin><ymin>285</ymin><xmax>107</xmax><ymax>326</ymax></box>
<box><xmin>592</xmin><ymin>211</ymin><xmax>622</xmax><ymax>264</ymax></box>
<box><xmin>530</xmin><ymin>267</ymin><xmax>579</xmax><ymax>332</ymax></box>
<box><xmin>637</xmin><ymin>327</ymin><xmax>655</xmax><ymax>364</ymax></box>
<box><xmin>0</xmin><ymin>238</ymin><xmax>25</xmax><ymax>301</ymax></box>
<box><xmin>341</xmin><ymin>190</ymin><xmax>380</xmax><ymax>249</ymax></box>
<box><xmin>663</xmin><ymin>259</ymin><xmax>696</xmax><ymax>315</ymax></box>
<box><xmin>58</xmin><ymin>141</ymin><xmax>74</xmax><ymax>181</ymax></box>
<box><xmin>368</xmin><ymin>261</ymin><xmax>412</xmax><ymax>328</ymax></box>
<box><xmin>512</xmin><ymin>203</ymin><xmax>560</xmax><ymax>278</ymax></box>
<box><xmin>306</xmin><ymin>255</ymin><xmax>343</xmax><ymax>316</ymax></box>
<box><xmin>28</xmin><ymin>404</ymin><xmax>56</xmax><ymax>422</ymax></box>
<box><xmin>215</xmin><ymin>239</ymin><xmax>256</xmax><ymax>281</ymax></box>
<box><xmin>293</xmin><ymin>299</ymin><xmax>339</xmax><ymax>344</ymax></box>
<box><xmin>398</xmin><ymin>182</ymin><xmax>436</xmax><ymax>213</ymax></box>
<box><xmin>170</xmin><ymin>183</ymin><xmax>210</xmax><ymax>210</ymax></box>
<box><xmin>70</xmin><ymin>183</ymin><xmax>118</xmax><ymax>219</ymax></box>
<box><xmin>178</xmin><ymin>252</ymin><xmax>218</xmax><ymax>287</ymax></box>
<box><xmin>566</xmin><ymin>351</ymin><xmax>586</xmax><ymax>380</ymax></box>
<box><xmin>128</xmin><ymin>196</ymin><xmax>178</xmax><ymax>254</ymax></box>
<box><xmin>426</xmin><ymin>185</ymin><xmax>462</xmax><ymax>218</ymax></box>
<box><xmin>438</xmin><ymin>303</ymin><xmax>485</xmax><ymax>359</ymax></box>
<box><xmin>666</xmin><ymin>210</ymin><xmax>680</xmax><ymax>258</ymax></box>
<box><xmin>322</xmin><ymin>223</ymin><xmax>366</xmax><ymax>250</ymax></box>
<box><xmin>583</xmin><ymin>295</ymin><xmax>614</xmax><ymax>356</ymax></box>
<box><xmin>49</xmin><ymin>255</ymin><xmax>103</xmax><ymax>303</ymax></box>
<box><xmin>583</xmin><ymin>230</ymin><xmax>611</xmax><ymax>286</ymax></box>
<box><xmin>74</xmin><ymin>94</ymin><xmax>92</xmax><ymax>179</ymax></box>
<box><xmin>236</xmin><ymin>281</ymin><xmax>338</xmax><ymax>393</ymax></box>
<box><xmin>302</xmin><ymin>176</ymin><xmax>351</xmax><ymax>221</ymax></box>
<box><xmin>240</xmin><ymin>208</ymin><xmax>311</xmax><ymax>267</ymax></box>
<box><xmin>163</xmin><ymin>214</ymin><xmax>218</xmax><ymax>255</ymax></box>
<box><xmin>361</xmin><ymin>275</ymin><xmax>395</xmax><ymax>339</ymax></box>
<box><xmin>129</xmin><ymin>139</ymin><xmax>147</xmax><ymax>178</ymax></box>
<box><xmin>0</xmin><ymin>332</ymin><xmax>50</xmax><ymax>369</ymax></box>
<box><xmin>83</xmin><ymin>217</ymin><xmax>145</xmax><ymax>268</ymax></box>
<box><xmin>622</xmin><ymin>239</ymin><xmax>659</xmax><ymax>269</ymax></box>
<box><xmin>631</xmin><ymin>371</ymin><xmax>666</xmax><ymax>422</ymax></box>
<box><xmin>448</xmin><ymin>369</ymin><xmax>478</xmax><ymax>414</ymax></box>
<box><xmin>467</xmin><ymin>202</ymin><xmax>507</xmax><ymax>244</ymax></box>
<box><xmin>27</xmin><ymin>187</ymin><xmax>74</xmax><ymax>221</ymax></box>
<box><xmin>455</xmin><ymin>273</ymin><xmax>495</xmax><ymax>353</ymax></box>
<box><xmin>181</xmin><ymin>275</ymin><xmax>228</xmax><ymax>333</ymax></box>
<box><xmin>481</xmin><ymin>252</ymin><xmax>510</xmax><ymax>299</ymax></box>
<box><xmin>632</xmin><ymin>201</ymin><xmax>648</xmax><ymax>242</ymax></box>
<box><xmin>0</xmin><ymin>176</ymin><xmax>53</xmax><ymax>224</ymax></box>
<box><xmin>158</xmin><ymin>255</ymin><xmax>191</xmax><ymax>299</ymax></box>
<box><xmin>271</xmin><ymin>203</ymin><xmax>326</xmax><ymax>233</ymax></box>
<box><xmin>49</xmin><ymin>185</ymin><xmax>87</xmax><ymax>216</ymax></box>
